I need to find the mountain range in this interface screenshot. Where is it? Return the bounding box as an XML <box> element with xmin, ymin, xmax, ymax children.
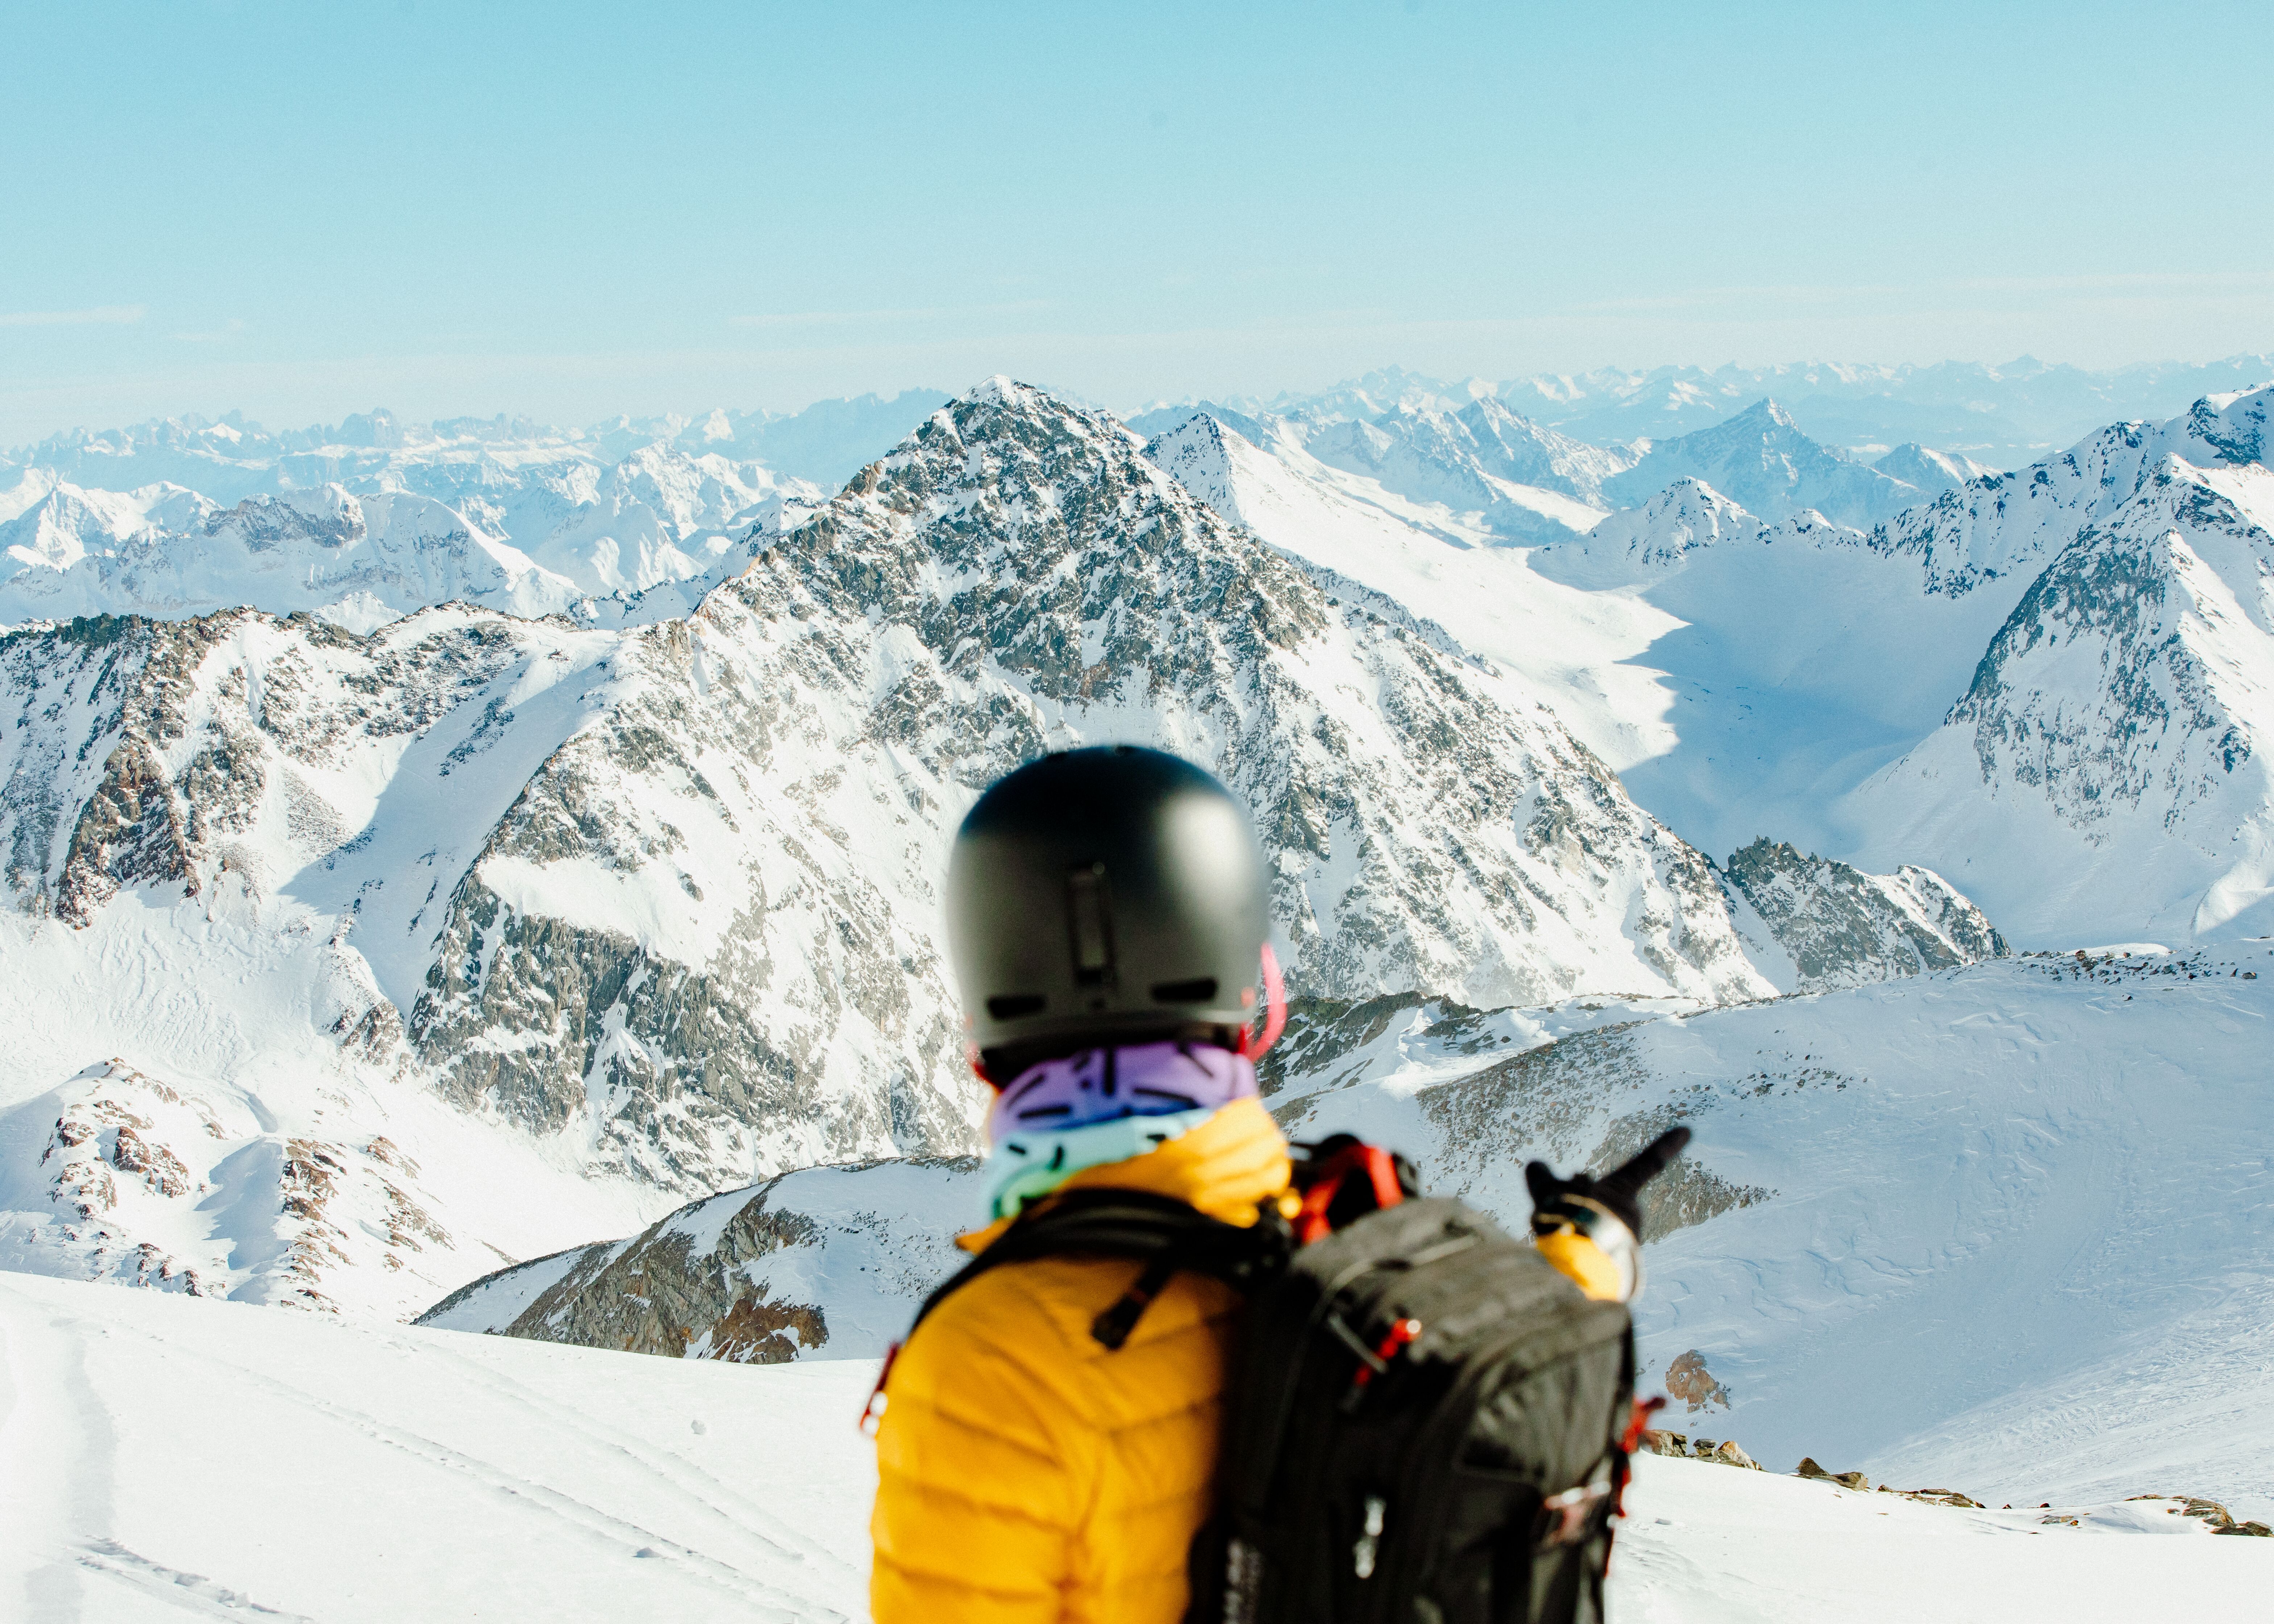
<box><xmin>5</xmin><ymin>357</ymin><xmax>2274</xmax><ymax>1522</ymax></box>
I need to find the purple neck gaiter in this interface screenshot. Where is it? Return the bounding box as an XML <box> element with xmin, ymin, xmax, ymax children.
<box><xmin>985</xmin><ymin>1040</ymin><xmax>1257</xmax><ymax>1148</ymax></box>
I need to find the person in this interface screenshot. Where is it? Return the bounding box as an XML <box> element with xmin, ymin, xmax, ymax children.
<box><xmin>868</xmin><ymin>745</ymin><xmax>1671</xmax><ymax>1624</ymax></box>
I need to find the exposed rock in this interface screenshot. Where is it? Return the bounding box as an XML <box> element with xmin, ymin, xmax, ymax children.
<box><xmin>1664</xmin><ymin>1349</ymin><xmax>1733</xmax><ymax>1414</ymax></box>
<box><xmin>1795</xmin><ymin>1457</ymin><xmax>1872</xmax><ymax>1491</ymax></box>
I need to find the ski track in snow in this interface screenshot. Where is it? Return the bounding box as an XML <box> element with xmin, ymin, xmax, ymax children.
<box><xmin>1</xmin><ymin>1271</ymin><xmax>868</xmax><ymax>1621</ymax></box>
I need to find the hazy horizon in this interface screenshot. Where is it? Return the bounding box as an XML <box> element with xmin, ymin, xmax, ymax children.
<box><xmin>6</xmin><ymin>2</ymin><xmax>2270</xmax><ymax>446</ymax></box>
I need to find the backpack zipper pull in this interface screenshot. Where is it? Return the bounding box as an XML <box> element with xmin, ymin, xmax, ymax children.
<box><xmin>1336</xmin><ymin>1316</ymin><xmax>1423</xmax><ymax>1412</ymax></box>
<box><xmin>1353</xmin><ymin>1495</ymin><xmax>1387</xmax><ymax>1579</ymax></box>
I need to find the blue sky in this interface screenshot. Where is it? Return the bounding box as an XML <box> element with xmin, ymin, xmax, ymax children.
<box><xmin>3</xmin><ymin>0</ymin><xmax>2270</xmax><ymax>440</ymax></box>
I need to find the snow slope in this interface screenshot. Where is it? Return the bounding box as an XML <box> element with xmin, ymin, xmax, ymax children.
<box><xmin>1273</xmin><ymin>947</ymin><xmax>2274</xmax><ymax>1519</ymax></box>
<box><xmin>0</xmin><ymin>900</ymin><xmax>674</xmax><ymax>1320</ymax></box>
<box><xmin>6</xmin><ymin>1271</ymin><xmax>2263</xmax><ymax>1623</ymax></box>
<box><xmin>1</xmin><ymin>1270</ymin><xmax>877</xmax><ymax>1622</ymax></box>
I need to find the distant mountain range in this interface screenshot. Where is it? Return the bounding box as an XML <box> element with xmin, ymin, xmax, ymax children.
<box><xmin>1162</xmin><ymin>356</ymin><xmax>2274</xmax><ymax>469</ymax></box>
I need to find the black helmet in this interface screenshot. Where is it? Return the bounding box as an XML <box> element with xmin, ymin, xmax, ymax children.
<box><xmin>946</xmin><ymin>746</ymin><xmax>1271</xmax><ymax>1077</ymax></box>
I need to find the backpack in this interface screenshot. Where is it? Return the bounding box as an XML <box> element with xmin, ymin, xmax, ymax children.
<box><xmin>885</xmin><ymin>1137</ymin><xmax>1639</xmax><ymax>1624</ymax></box>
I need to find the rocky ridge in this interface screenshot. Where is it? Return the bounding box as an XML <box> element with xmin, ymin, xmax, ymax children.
<box><xmin>1862</xmin><ymin>385</ymin><xmax>2272</xmax><ymax>596</ymax></box>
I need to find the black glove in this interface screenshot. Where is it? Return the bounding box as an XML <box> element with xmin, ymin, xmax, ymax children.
<box><xmin>1525</xmin><ymin>1126</ymin><xmax>1691</xmax><ymax>1242</ymax></box>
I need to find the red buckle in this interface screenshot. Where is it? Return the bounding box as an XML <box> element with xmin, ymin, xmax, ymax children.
<box><xmin>1349</xmin><ymin>1317</ymin><xmax>1423</xmax><ymax>1392</ymax></box>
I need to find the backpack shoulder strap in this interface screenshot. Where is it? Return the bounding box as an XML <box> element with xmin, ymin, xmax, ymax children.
<box><xmin>903</xmin><ymin>1188</ymin><xmax>1286</xmax><ymax>1352</ymax></box>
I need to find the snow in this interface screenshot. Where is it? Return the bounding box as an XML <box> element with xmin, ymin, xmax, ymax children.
<box><xmin>1279</xmin><ymin>949</ymin><xmax>2274</xmax><ymax>1521</ymax></box>
<box><xmin>1152</xmin><ymin>414</ymin><xmax>2022</xmax><ymax>863</ymax></box>
<box><xmin>1609</xmin><ymin>1456</ymin><xmax>2265</xmax><ymax>1623</ymax></box>
<box><xmin>0</xmin><ymin>1271</ymin><xmax>876</xmax><ymax>1621</ymax></box>
<box><xmin>4</xmin><ymin>1272</ymin><xmax>2261</xmax><ymax>1623</ymax></box>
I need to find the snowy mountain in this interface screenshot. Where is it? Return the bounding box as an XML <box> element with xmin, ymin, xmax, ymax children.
<box><xmin>1849</xmin><ymin>395</ymin><xmax>2274</xmax><ymax>942</ymax></box>
<box><xmin>1494</xmin><ymin>355</ymin><xmax>2274</xmax><ymax>468</ymax></box>
<box><xmin>1136</xmin><ymin>394</ymin><xmax>1619</xmax><ymax>543</ymax></box>
<box><xmin>0</xmin><ymin>485</ymin><xmax>598</xmax><ymax>630</ymax></box>
<box><xmin>1153</xmin><ymin>412</ymin><xmax>1989</xmax><ymax>866</ymax></box>
<box><xmin>1871</xmin><ymin>442</ymin><xmax>1997</xmax><ymax>495</ymax></box>
<box><xmin>1599</xmin><ymin>399</ymin><xmax>1923</xmax><ymax>527</ymax></box>
<box><xmin>1294</xmin><ymin>396</ymin><xmax>1630</xmax><ymax>539</ymax></box>
<box><xmin>0</xmin><ymin>475</ymin><xmax>216</xmax><ymax>568</ymax></box>
<box><xmin>0</xmin><ymin>394</ymin><xmax>977</xmax><ymax>630</ymax></box>
<box><xmin>1863</xmin><ymin>386</ymin><xmax>2272</xmax><ymax>596</ymax></box>
<box><xmin>1173</xmin><ymin>379</ymin><xmax>2274</xmax><ymax>943</ymax></box>
<box><xmin>1</xmin><ymin>391</ymin><xmax>946</xmax><ymax>509</ymax></box>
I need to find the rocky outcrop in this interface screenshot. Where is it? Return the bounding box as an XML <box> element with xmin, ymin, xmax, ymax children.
<box><xmin>1722</xmin><ymin>837</ymin><xmax>2006</xmax><ymax>992</ymax></box>
<box><xmin>1796</xmin><ymin>1457</ymin><xmax>1872</xmax><ymax>1491</ymax></box>
<box><xmin>1639</xmin><ymin>1432</ymin><xmax>1761</xmax><ymax>1470</ymax></box>
<box><xmin>416</xmin><ymin>1156</ymin><xmax>976</xmax><ymax>1360</ymax></box>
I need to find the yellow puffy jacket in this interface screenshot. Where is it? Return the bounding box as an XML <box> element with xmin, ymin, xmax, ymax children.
<box><xmin>868</xmin><ymin>1098</ymin><xmax>1628</xmax><ymax>1622</ymax></box>
<box><xmin>869</xmin><ymin>1095</ymin><xmax>1291</xmax><ymax>1624</ymax></box>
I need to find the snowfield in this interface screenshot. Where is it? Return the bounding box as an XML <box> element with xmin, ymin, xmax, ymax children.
<box><xmin>4</xmin><ymin>1271</ymin><xmax>2264</xmax><ymax>1623</ymax></box>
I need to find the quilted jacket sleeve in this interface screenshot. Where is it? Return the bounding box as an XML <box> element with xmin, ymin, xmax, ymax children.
<box><xmin>869</xmin><ymin>1283</ymin><xmax>1091</xmax><ymax>1624</ymax></box>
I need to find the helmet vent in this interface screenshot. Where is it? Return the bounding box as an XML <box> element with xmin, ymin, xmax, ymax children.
<box><xmin>1150</xmin><ymin>977</ymin><xmax>1218</xmax><ymax>1004</ymax></box>
<box><xmin>986</xmin><ymin>994</ymin><xmax>1046</xmax><ymax>1020</ymax></box>
<box><xmin>1066</xmin><ymin>864</ymin><xmax>1117</xmax><ymax>987</ymax></box>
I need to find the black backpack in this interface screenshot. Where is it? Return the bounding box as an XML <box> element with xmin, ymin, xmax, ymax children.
<box><xmin>892</xmin><ymin>1138</ymin><xmax>1638</xmax><ymax>1624</ymax></box>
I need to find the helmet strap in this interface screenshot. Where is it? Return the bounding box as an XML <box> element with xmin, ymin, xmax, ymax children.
<box><xmin>1238</xmin><ymin>943</ymin><xmax>1287</xmax><ymax>1060</ymax></box>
